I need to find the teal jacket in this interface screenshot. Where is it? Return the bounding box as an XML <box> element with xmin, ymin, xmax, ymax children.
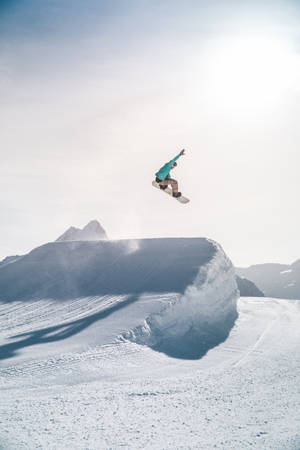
<box><xmin>155</xmin><ymin>153</ymin><xmax>182</xmax><ymax>180</ymax></box>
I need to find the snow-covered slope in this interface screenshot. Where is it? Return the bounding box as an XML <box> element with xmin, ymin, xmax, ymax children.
<box><xmin>56</xmin><ymin>220</ymin><xmax>108</xmax><ymax>241</ymax></box>
<box><xmin>0</xmin><ymin>237</ymin><xmax>232</xmax><ymax>301</ymax></box>
<box><xmin>0</xmin><ymin>237</ymin><xmax>299</xmax><ymax>449</ymax></box>
<box><xmin>1</xmin><ymin>297</ymin><xmax>299</xmax><ymax>449</ymax></box>
<box><xmin>0</xmin><ymin>237</ymin><xmax>238</xmax><ymax>360</ymax></box>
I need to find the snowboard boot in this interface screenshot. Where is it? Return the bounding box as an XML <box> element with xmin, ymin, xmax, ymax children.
<box><xmin>160</xmin><ymin>185</ymin><xmax>168</xmax><ymax>190</ymax></box>
<box><xmin>172</xmin><ymin>192</ymin><xmax>182</xmax><ymax>198</ymax></box>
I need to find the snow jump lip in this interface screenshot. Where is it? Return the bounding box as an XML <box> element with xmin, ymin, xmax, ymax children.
<box><xmin>120</xmin><ymin>242</ymin><xmax>239</xmax><ymax>360</ymax></box>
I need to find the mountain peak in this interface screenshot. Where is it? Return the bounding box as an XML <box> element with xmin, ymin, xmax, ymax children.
<box><xmin>83</xmin><ymin>220</ymin><xmax>105</xmax><ymax>232</ymax></box>
<box><xmin>56</xmin><ymin>220</ymin><xmax>108</xmax><ymax>242</ymax></box>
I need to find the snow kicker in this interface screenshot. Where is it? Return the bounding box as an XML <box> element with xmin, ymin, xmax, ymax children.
<box><xmin>0</xmin><ymin>237</ymin><xmax>239</xmax><ymax>360</ymax></box>
<box><xmin>120</xmin><ymin>241</ymin><xmax>239</xmax><ymax>359</ymax></box>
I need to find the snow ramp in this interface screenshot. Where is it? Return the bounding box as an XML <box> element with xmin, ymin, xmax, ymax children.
<box><xmin>0</xmin><ymin>238</ymin><xmax>239</xmax><ymax>359</ymax></box>
<box><xmin>121</xmin><ymin>240</ymin><xmax>239</xmax><ymax>358</ymax></box>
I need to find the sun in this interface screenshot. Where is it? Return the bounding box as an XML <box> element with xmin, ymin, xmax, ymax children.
<box><xmin>202</xmin><ymin>36</ymin><xmax>299</xmax><ymax>116</ymax></box>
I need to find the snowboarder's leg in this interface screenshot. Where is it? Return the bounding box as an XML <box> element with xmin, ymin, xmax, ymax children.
<box><xmin>153</xmin><ymin>178</ymin><xmax>183</xmax><ymax>199</ymax></box>
<box><xmin>156</xmin><ymin>177</ymin><xmax>168</xmax><ymax>190</ymax></box>
<box><xmin>161</xmin><ymin>178</ymin><xmax>178</xmax><ymax>193</ymax></box>
<box><xmin>156</xmin><ymin>177</ymin><xmax>181</xmax><ymax>197</ymax></box>
<box><xmin>167</xmin><ymin>179</ymin><xmax>182</xmax><ymax>197</ymax></box>
<box><xmin>169</xmin><ymin>178</ymin><xmax>179</xmax><ymax>194</ymax></box>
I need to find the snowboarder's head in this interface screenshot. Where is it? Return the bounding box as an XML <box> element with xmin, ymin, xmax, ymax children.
<box><xmin>171</xmin><ymin>162</ymin><xmax>177</xmax><ymax>170</ymax></box>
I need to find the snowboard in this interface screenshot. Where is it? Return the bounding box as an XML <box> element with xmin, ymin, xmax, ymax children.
<box><xmin>152</xmin><ymin>181</ymin><xmax>190</xmax><ymax>204</ymax></box>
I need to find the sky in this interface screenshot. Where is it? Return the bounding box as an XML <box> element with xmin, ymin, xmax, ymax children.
<box><xmin>1</xmin><ymin>0</ymin><xmax>300</xmax><ymax>266</ymax></box>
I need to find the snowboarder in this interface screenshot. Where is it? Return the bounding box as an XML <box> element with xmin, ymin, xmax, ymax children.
<box><xmin>155</xmin><ymin>149</ymin><xmax>185</xmax><ymax>198</ymax></box>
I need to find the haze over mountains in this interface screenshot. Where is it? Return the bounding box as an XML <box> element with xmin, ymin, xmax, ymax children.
<box><xmin>0</xmin><ymin>220</ymin><xmax>108</xmax><ymax>269</ymax></box>
<box><xmin>237</xmin><ymin>260</ymin><xmax>300</xmax><ymax>300</ymax></box>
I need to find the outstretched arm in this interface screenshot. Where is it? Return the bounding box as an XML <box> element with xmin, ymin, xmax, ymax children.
<box><xmin>168</xmin><ymin>149</ymin><xmax>185</xmax><ymax>166</ymax></box>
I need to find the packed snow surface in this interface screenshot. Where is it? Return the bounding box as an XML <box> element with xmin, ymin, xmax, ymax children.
<box><xmin>0</xmin><ymin>238</ymin><xmax>299</xmax><ymax>449</ymax></box>
<box><xmin>1</xmin><ymin>297</ymin><xmax>299</xmax><ymax>449</ymax></box>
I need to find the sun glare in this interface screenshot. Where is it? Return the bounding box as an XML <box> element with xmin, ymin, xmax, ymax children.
<box><xmin>202</xmin><ymin>36</ymin><xmax>300</xmax><ymax>116</ymax></box>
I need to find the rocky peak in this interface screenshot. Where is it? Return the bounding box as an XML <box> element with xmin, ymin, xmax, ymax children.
<box><xmin>56</xmin><ymin>220</ymin><xmax>108</xmax><ymax>242</ymax></box>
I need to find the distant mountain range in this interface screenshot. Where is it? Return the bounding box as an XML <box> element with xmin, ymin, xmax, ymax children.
<box><xmin>236</xmin><ymin>260</ymin><xmax>300</xmax><ymax>300</ymax></box>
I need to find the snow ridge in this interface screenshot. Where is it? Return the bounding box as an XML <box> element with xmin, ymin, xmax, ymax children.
<box><xmin>121</xmin><ymin>242</ymin><xmax>239</xmax><ymax>359</ymax></box>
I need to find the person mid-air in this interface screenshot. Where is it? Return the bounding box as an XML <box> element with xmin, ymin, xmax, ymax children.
<box><xmin>154</xmin><ymin>149</ymin><xmax>185</xmax><ymax>198</ymax></box>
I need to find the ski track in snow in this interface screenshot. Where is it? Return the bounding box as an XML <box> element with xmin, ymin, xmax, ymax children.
<box><xmin>0</xmin><ymin>296</ymin><xmax>299</xmax><ymax>449</ymax></box>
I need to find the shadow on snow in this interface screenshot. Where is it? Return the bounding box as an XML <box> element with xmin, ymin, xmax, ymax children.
<box><xmin>0</xmin><ymin>294</ymin><xmax>139</xmax><ymax>361</ymax></box>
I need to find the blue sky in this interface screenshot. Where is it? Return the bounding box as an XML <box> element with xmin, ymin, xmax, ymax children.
<box><xmin>1</xmin><ymin>0</ymin><xmax>300</xmax><ymax>265</ymax></box>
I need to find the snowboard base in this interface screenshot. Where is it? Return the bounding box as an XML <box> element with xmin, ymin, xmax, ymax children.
<box><xmin>152</xmin><ymin>181</ymin><xmax>190</xmax><ymax>204</ymax></box>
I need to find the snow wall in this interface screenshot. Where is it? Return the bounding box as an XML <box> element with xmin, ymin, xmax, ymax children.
<box><xmin>121</xmin><ymin>241</ymin><xmax>239</xmax><ymax>359</ymax></box>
